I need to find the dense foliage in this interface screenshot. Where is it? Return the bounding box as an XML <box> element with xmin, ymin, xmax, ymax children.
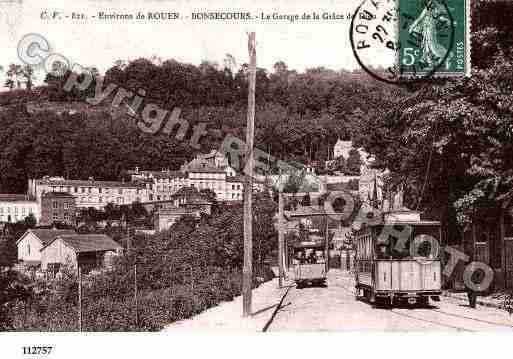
<box><xmin>0</xmin><ymin>55</ymin><xmax>401</xmax><ymax>194</ymax></box>
<box><xmin>351</xmin><ymin>0</ymin><xmax>513</xmax><ymax>242</ymax></box>
<box><xmin>1</xmin><ymin>192</ymin><xmax>276</xmax><ymax>331</ymax></box>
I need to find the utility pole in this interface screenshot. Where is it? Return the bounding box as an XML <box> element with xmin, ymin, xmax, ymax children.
<box><xmin>134</xmin><ymin>264</ymin><xmax>138</xmax><ymax>327</ymax></box>
<box><xmin>278</xmin><ymin>189</ymin><xmax>284</xmax><ymax>287</ymax></box>
<box><xmin>78</xmin><ymin>266</ymin><xmax>82</xmax><ymax>332</ymax></box>
<box><xmin>243</xmin><ymin>32</ymin><xmax>256</xmax><ymax>317</ymax></box>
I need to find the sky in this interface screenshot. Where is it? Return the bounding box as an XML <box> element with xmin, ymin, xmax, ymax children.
<box><xmin>0</xmin><ymin>0</ymin><xmax>378</xmax><ymax>87</ymax></box>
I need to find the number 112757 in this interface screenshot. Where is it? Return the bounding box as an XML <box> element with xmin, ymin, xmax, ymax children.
<box><xmin>23</xmin><ymin>346</ymin><xmax>53</xmax><ymax>355</ymax></box>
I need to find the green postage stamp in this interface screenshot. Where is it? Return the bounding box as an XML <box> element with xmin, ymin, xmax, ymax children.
<box><xmin>350</xmin><ymin>0</ymin><xmax>471</xmax><ymax>83</ymax></box>
<box><xmin>398</xmin><ymin>0</ymin><xmax>471</xmax><ymax>78</ymax></box>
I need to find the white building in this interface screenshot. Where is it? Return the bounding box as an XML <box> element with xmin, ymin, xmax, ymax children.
<box><xmin>28</xmin><ymin>177</ymin><xmax>149</xmax><ymax>210</ymax></box>
<box><xmin>0</xmin><ymin>194</ymin><xmax>39</xmax><ymax>224</ymax></box>
<box><xmin>16</xmin><ymin>228</ymin><xmax>75</xmax><ymax>266</ymax></box>
<box><xmin>128</xmin><ymin>150</ymin><xmax>263</xmax><ymax>203</ymax></box>
<box><xmin>333</xmin><ymin>139</ymin><xmax>354</xmax><ymax>159</ymax></box>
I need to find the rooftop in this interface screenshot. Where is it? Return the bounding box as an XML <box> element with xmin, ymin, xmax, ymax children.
<box><xmin>0</xmin><ymin>194</ymin><xmax>35</xmax><ymax>202</ymax></box>
<box><xmin>35</xmin><ymin>178</ymin><xmax>145</xmax><ymax>188</ymax></box>
<box><xmin>18</xmin><ymin>229</ymin><xmax>76</xmax><ymax>245</ymax></box>
<box><xmin>188</xmin><ymin>166</ymin><xmax>227</xmax><ymax>174</ymax></box>
<box><xmin>42</xmin><ymin>191</ymin><xmax>75</xmax><ymax>198</ymax></box>
<box><xmin>45</xmin><ymin>234</ymin><xmax>122</xmax><ymax>253</ymax></box>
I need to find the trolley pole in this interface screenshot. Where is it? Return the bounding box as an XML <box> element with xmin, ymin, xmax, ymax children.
<box><xmin>242</xmin><ymin>32</ymin><xmax>256</xmax><ymax>317</ymax></box>
<box><xmin>78</xmin><ymin>266</ymin><xmax>82</xmax><ymax>332</ymax></box>
<box><xmin>278</xmin><ymin>189</ymin><xmax>284</xmax><ymax>288</ymax></box>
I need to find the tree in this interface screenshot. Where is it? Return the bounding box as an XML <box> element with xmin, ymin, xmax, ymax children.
<box><xmin>4</xmin><ymin>64</ymin><xmax>21</xmax><ymax>90</ymax></box>
<box><xmin>345</xmin><ymin>148</ymin><xmax>362</xmax><ymax>175</ymax></box>
<box><xmin>351</xmin><ymin>0</ymin><xmax>513</xmax><ymax>245</ymax></box>
<box><xmin>23</xmin><ymin>213</ymin><xmax>37</xmax><ymax>228</ymax></box>
<box><xmin>21</xmin><ymin>65</ymin><xmax>35</xmax><ymax>90</ymax></box>
<box><xmin>0</xmin><ymin>270</ymin><xmax>33</xmax><ymax>329</ymax></box>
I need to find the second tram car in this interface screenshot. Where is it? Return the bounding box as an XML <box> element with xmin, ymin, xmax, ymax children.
<box><xmin>354</xmin><ymin>210</ymin><xmax>442</xmax><ymax>306</ymax></box>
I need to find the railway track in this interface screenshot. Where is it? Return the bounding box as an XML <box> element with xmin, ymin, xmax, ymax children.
<box><xmin>387</xmin><ymin>309</ymin><xmax>476</xmax><ymax>331</ymax></box>
<box><xmin>432</xmin><ymin>308</ymin><xmax>513</xmax><ymax>329</ymax></box>
<box><xmin>335</xmin><ymin>279</ymin><xmax>513</xmax><ymax>331</ymax></box>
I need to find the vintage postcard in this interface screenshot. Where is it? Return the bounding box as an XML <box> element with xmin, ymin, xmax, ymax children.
<box><xmin>0</xmin><ymin>0</ymin><xmax>512</xmax><ymax>358</ymax></box>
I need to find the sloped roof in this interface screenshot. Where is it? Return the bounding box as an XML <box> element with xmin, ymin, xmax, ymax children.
<box><xmin>35</xmin><ymin>178</ymin><xmax>145</xmax><ymax>189</ymax></box>
<box><xmin>171</xmin><ymin>187</ymin><xmax>212</xmax><ymax>204</ymax></box>
<box><xmin>47</xmin><ymin>234</ymin><xmax>122</xmax><ymax>253</ymax></box>
<box><xmin>42</xmin><ymin>191</ymin><xmax>75</xmax><ymax>198</ymax></box>
<box><xmin>17</xmin><ymin>229</ymin><xmax>76</xmax><ymax>245</ymax></box>
<box><xmin>188</xmin><ymin>166</ymin><xmax>226</xmax><ymax>174</ymax></box>
<box><xmin>0</xmin><ymin>194</ymin><xmax>34</xmax><ymax>202</ymax></box>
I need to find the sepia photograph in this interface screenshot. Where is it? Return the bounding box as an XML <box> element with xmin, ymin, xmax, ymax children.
<box><xmin>0</xmin><ymin>0</ymin><xmax>512</xmax><ymax>358</ymax></box>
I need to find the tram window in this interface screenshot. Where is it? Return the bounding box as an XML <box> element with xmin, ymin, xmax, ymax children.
<box><xmin>412</xmin><ymin>225</ymin><xmax>440</xmax><ymax>259</ymax></box>
<box><xmin>375</xmin><ymin>225</ymin><xmax>412</xmax><ymax>259</ymax></box>
<box><xmin>374</xmin><ymin>225</ymin><xmax>440</xmax><ymax>259</ymax></box>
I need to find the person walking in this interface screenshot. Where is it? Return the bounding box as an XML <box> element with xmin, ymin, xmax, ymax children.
<box><xmin>464</xmin><ymin>255</ymin><xmax>478</xmax><ymax>308</ymax></box>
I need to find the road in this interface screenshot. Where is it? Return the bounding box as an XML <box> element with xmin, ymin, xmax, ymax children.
<box><xmin>268</xmin><ymin>270</ymin><xmax>513</xmax><ymax>331</ymax></box>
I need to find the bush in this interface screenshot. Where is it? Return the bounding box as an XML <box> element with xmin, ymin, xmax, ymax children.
<box><xmin>4</xmin><ymin>265</ymin><xmax>253</xmax><ymax>331</ymax></box>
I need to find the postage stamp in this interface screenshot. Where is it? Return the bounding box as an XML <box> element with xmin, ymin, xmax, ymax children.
<box><xmin>398</xmin><ymin>0</ymin><xmax>471</xmax><ymax>78</ymax></box>
<box><xmin>350</xmin><ymin>0</ymin><xmax>471</xmax><ymax>83</ymax></box>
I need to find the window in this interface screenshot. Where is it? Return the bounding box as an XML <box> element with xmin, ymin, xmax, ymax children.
<box><xmin>81</xmin><ymin>187</ymin><xmax>85</xmax><ymax>193</ymax></box>
<box><xmin>88</xmin><ymin>187</ymin><xmax>92</xmax><ymax>193</ymax></box>
<box><xmin>52</xmin><ymin>201</ymin><xmax>58</xmax><ymax>209</ymax></box>
<box><xmin>118</xmin><ymin>189</ymin><xmax>123</xmax><ymax>195</ymax></box>
<box><xmin>74</xmin><ymin>187</ymin><xmax>78</xmax><ymax>193</ymax></box>
<box><xmin>63</xmin><ymin>202</ymin><xmax>68</xmax><ymax>209</ymax></box>
<box><xmin>64</xmin><ymin>213</ymin><xmax>69</xmax><ymax>221</ymax></box>
<box><xmin>22</xmin><ymin>207</ymin><xmax>26</xmax><ymax>215</ymax></box>
<box><xmin>53</xmin><ymin>212</ymin><xmax>59</xmax><ymax>220</ymax></box>
<box><xmin>27</xmin><ymin>243</ymin><xmax>30</xmax><ymax>256</ymax></box>
<box><xmin>99</xmin><ymin>196</ymin><xmax>103</xmax><ymax>203</ymax></box>
<box><xmin>99</xmin><ymin>188</ymin><xmax>103</xmax><ymax>193</ymax></box>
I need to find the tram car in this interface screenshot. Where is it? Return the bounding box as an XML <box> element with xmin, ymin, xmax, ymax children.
<box><xmin>354</xmin><ymin>209</ymin><xmax>442</xmax><ymax>306</ymax></box>
<box><xmin>291</xmin><ymin>237</ymin><xmax>328</xmax><ymax>287</ymax></box>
